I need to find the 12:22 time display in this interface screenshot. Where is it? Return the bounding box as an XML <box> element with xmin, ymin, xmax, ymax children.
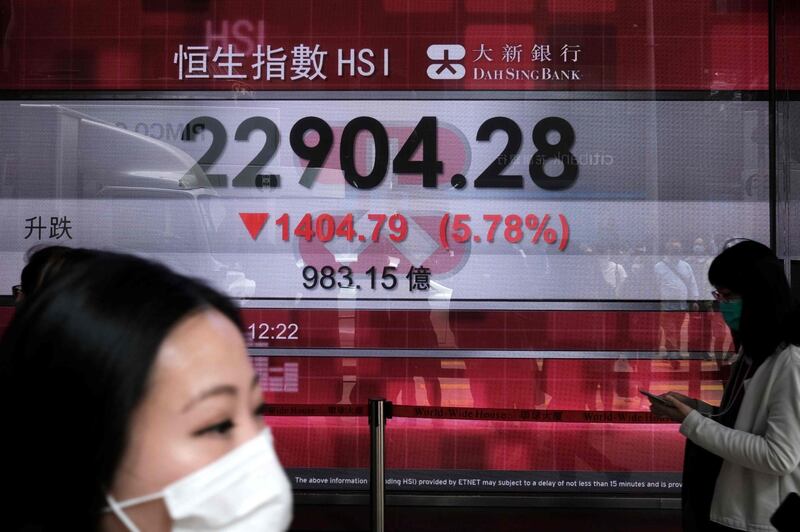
<box><xmin>246</xmin><ymin>322</ymin><xmax>299</xmax><ymax>341</ymax></box>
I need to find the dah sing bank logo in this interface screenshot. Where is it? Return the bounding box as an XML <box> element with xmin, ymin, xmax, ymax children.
<box><xmin>426</xmin><ymin>42</ymin><xmax>583</xmax><ymax>82</ymax></box>
<box><xmin>426</xmin><ymin>44</ymin><xmax>466</xmax><ymax>80</ymax></box>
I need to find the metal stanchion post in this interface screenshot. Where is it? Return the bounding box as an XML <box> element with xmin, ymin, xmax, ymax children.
<box><xmin>369</xmin><ymin>398</ymin><xmax>391</xmax><ymax>532</ymax></box>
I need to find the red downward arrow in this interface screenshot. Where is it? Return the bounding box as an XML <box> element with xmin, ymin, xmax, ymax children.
<box><xmin>239</xmin><ymin>212</ymin><xmax>269</xmax><ymax>240</ymax></box>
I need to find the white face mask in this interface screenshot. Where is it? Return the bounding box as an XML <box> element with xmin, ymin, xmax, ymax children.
<box><xmin>105</xmin><ymin>428</ymin><xmax>293</xmax><ymax>532</ymax></box>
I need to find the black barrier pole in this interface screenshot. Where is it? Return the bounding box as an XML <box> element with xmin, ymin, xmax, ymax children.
<box><xmin>369</xmin><ymin>398</ymin><xmax>391</xmax><ymax>532</ymax></box>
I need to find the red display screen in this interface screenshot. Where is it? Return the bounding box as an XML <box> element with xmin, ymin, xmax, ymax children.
<box><xmin>0</xmin><ymin>0</ymin><xmax>783</xmax><ymax>496</ymax></box>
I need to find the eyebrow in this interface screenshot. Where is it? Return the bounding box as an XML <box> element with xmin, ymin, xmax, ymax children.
<box><xmin>181</xmin><ymin>375</ymin><xmax>260</xmax><ymax>413</ymax></box>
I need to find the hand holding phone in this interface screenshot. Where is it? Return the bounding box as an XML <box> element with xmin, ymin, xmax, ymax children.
<box><xmin>639</xmin><ymin>389</ymin><xmax>671</xmax><ymax>407</ymax></box>
<box><xmin>771</xmin><ymin>492</ymin><xmax>800</xmax><ymax>532</ymax></box>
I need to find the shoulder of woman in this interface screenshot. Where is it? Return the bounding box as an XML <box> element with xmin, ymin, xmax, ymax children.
<box><xmin>772</xmin><ymin>344</ymin><xmax>800</xmax><ymax>372</ymax></box>
<box><xmin>784</xmin><ymin>343</ymin><xmax>800</xmax><ymax>362</ymax></box>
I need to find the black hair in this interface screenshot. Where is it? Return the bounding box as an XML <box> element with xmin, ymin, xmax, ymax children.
<box><xmin>19</xmin><ymin>245</ymin><xmax>72</xmax><ymax>297</ymax></box>
<box><xmin>18</xmin><ymin>246</ymin><xmax>102</xmax><ymax>306</ymax></box>
<box><xmin>708</xmin><ymin>240</ymin><xmax>797</xmax><ymax>360</ymax></box>
<box><xmin>0</xmin><ymin>251</ymin><xmax>242</xmax><ymax>530</ymax></box>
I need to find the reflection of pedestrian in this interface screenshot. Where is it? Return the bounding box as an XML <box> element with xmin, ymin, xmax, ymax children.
<box><xmin>354</xmin><ymin>310</ymin><xmax>442</xmax><ymax>407</ymax></box>
<box><xmin>583</xmin><ymin>244</ymin><xmax>626</xmax><ymax>299</ymax></box>
<box><xmin>687</xmin><ymin>238</ymin><xmax>734</xmax><ymax>375</ymax></box>
<box><xmin>600</xmin><ymin>253</ymin><xmax>627</xmax><ymax>299</ymax></box>
<box><xmin>686</xmin><ymin>238</ymin><xmax>714</xmax><ymax>357</ymax></box>
<box><xmin>684</xmin><ymin>238</ymin><xmax>716</xmax><ymax>397</ymax></box>
<box><xmin>685</xmin><ymin>238</ymin><xmax>714</xmax><ymax>298</ymax></box>
<box><xmin>583</xmin><ymin>358</ymin><xmax>615</xmax><ymax>411</ymax></box>
<box><xmin>619</xmin><ymin>244</ymin><xmax>654</xmax><ymax>300</ymax></box>
<box><xmin>655</xmin><ymin>240</ymin><xmax>699</xmax><ymax>365</ymax></box>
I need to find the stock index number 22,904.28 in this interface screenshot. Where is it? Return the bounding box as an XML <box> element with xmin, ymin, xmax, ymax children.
<box><xmin>180</xmin><ymin>115</ymin><xmax>579</xmax><ymax>192</ymax></box>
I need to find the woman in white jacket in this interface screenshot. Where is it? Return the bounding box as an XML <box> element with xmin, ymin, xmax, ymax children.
<box><xmin>649</xmin><ymin>240</ymin><xmax>799</xmax><ymax>532</ymax></box>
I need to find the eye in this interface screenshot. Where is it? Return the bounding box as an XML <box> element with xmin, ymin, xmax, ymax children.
<box><xmin>193</xmin><ymin>419</ymin><xmax>235</xmax><ymax>437</ymax></box>
<box><xmin>254</xmin><ymin>402</ymin><xmax>269</xmax><ymax>417</ymax></box>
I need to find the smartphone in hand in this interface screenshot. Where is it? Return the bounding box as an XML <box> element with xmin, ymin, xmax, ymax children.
<box><xmin>639</xmin><ymin>389</ymin><xmax>671</xmax><ymax>407</ymax></box>
<box><xmin>771</xmin><ymin>492</ymin><xmax>800</xmax><ymax>532</ymax></box>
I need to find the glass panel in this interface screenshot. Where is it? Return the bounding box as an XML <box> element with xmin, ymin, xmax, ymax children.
<box><xmin>0</xmin><ymin>0</ymin><xmax>777</xmax><ymax>501</ymax></box>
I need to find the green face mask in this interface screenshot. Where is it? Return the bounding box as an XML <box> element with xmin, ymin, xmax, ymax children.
<box><xmin>719</xmin><ymin>299</ymin><xmax>743</xmax><ymax>331</ymax></box>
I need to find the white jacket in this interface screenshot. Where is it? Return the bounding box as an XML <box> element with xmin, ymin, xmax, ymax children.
<box><xmin>680</xmin><ymin>344</ymin><xmax>800</xmax><ymax>531</ymax></box>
